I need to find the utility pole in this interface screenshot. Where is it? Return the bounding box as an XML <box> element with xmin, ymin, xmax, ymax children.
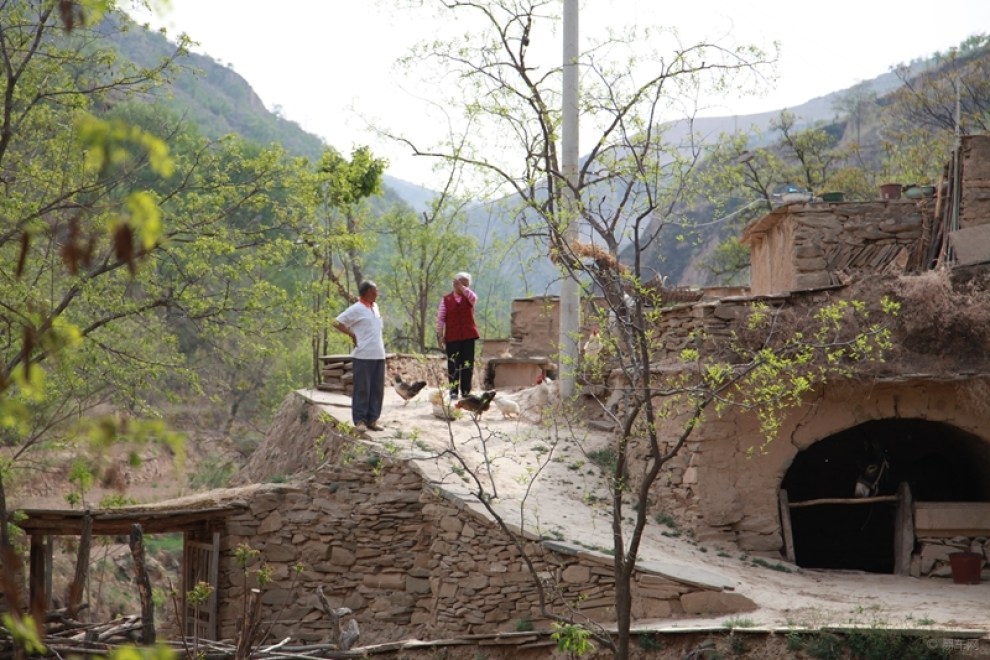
<box><xmin>558</xmin><ymin>0</ymin><xmax>579</xmax><ymax>397</ymax></box>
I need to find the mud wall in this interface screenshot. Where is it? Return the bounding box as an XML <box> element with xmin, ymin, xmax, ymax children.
<box><xmin>650</xmin><ymin>377</ymin><xmax>990</xmax><ymax>553</ymax></box>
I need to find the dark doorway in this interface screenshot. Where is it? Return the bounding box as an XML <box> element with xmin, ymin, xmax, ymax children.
<box><xmin>780</xmin><ymin>419</ymin><xmax>990</xmax><ymax>573</ymax></box>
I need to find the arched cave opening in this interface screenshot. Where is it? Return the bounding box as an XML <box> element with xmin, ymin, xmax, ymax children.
<box><xmin>780</xmin><ymin>418</ymin><xmax>990</xmax><ymax>573</ymax></box>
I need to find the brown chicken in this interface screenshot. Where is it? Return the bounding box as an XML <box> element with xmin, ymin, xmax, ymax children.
<box><xmin>454</xmin><ymin>390</ymin><xmax>497</xmax><ymax>418</ymax></box>
<box><xmin>393</xmin><ymin>375</ymin><xmax>427</xmax><ymax>405</ymax></box>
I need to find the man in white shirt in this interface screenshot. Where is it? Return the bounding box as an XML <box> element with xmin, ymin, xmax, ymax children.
<box><xmin>333</xmin><ymin>281</ymin><xmax>386</xmax><ymax>433</ymax></box>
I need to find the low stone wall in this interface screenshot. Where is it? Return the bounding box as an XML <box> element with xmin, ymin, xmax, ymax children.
<box><xmin>743</xmin><ymin>202</ymin><xmax>923</xmax><ymax>296</ymax></box>
<box><xmin>217</xmin><ymin>439</ymin><xmax>751</xmax><ymax>646</ymax></box>
<box><xmin>913</xmin><ymin>537</ymin><xmax>989</xmax><ymax>579</ymax></box>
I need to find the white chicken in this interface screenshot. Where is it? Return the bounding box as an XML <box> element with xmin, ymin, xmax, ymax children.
<box><xmin>583</xmin><ymin>328</ymin><xmax>602</xmax><ymax>360</ymax></box>
<box><xmin>492</xmin><ymin>394</ymin><xmax>520</xmax><ymax>419</ymax></box>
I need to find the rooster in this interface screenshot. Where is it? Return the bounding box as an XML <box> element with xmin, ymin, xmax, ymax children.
<box><xmin>454</xmin><ymin>390</ymin><xmax>497</xmax><ymax>418</ymax></box>
<box><xmin>393</xmin><ymin>375</ymin><xmax>427</xmax><ymax>405</ymax></box>
<box><xmin>583</xmin><ymin>327</ymin><xmax>602</xmax><ymax>360</ymax></box>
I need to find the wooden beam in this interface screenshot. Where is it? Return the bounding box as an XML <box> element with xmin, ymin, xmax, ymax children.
<box><xmin>16</xmin><ymin>506</ymin><xmax>238</xmax><ymax>536</ymax></box>
<box><xmin>914</xmin><ymin>501</ymin><xmax>990</xmax><ymax>537</ymax></box>
<box><xmin>786</xmin><ymin>495</ymin><xmax>897</xmax><ymax>509</ymax></box>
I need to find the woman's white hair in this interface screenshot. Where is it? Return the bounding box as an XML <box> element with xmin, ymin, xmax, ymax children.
<box><xmin>455</xmin><ymin>271</ymin><xmax>472</xmax><ymax>285</ymax></box>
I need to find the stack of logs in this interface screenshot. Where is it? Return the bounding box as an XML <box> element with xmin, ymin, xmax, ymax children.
<box><xmin>317</xmin><ymin>355</ymin><xmax>353</xmax><ymax>395</ymax></box>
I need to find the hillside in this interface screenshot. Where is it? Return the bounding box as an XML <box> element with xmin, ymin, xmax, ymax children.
<box><xmin>110</xmin><ymin>12</ymin><xmax>437</xmax><ymax>211</ymax></box>
<box><xmin>108</xmin><ymin>10</ymin><xmax>965</xmax><ymax>296</ymax></box>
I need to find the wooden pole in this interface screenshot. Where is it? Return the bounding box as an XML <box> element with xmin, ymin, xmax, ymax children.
<box><xmin>128</xmin><ymin>523</ymin><xmax>156</xmax><ymax>644</ymax></box>
<box><xmin>778</xmin><ymin>489</ymin><xmax>795</xmax><ymax>563</ymax></box>
<box><xmin>67</xmin><ymin>511</ymin><xmax>92</xmax><ymax>618</ymax></box>
<box><xmin>29</xmin><ymin>535</ymin><xmax>46</xmax><ymax>616</ymax></box>
<box><xmin>893</xmin><ymin>482</ymin><xmax>914</xmax><ymax>576</ymax></box>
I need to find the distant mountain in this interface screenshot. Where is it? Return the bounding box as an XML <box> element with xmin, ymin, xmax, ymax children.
<box><xmin>109</xmin><ymin>12</ymin><xmax>437</xmax><ymax>213</ymax></box>
<box><xmin>108</xmin><ymin>10</ymin><xmax>957</xmax><ymax>297</ymax></box>
<box><xmin>686</xmin><ymin>67</ymin><xmax>914</xmax><ymax>144</ymax></box>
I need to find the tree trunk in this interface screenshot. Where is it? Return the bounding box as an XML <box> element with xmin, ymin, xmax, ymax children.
<box><xmin>614</xmin><ymin>564</ymin><xmax>633</xmax><ymax>659</ymax></box>
<box><xmin>235</xmin><ymin>588</ymin><xmax>262</xmax><ymax>660</ymax></box>
<box><xmin>128</xmin><ymin>523</ymin><xmax>156</xmax><ymax>644</ymax></box>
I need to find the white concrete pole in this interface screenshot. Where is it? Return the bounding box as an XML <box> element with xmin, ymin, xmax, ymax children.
<box><xmin>558</xmin><ymin>0</ymin><xmax>580</xmax><ymax>397</ymax></box>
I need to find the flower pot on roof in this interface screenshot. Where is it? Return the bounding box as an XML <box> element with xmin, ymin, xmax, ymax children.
<box><xmin>879</xmin><ymin>183</ymin><xmax>902</xmax><ymax>200</ymax></box>
<box><xmin>903</xmin><ymin>184</ymin><xmax>936</xmax><ymax>200</ymax></box>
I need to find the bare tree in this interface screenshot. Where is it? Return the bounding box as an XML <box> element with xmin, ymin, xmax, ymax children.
<box><xmin>386</xmin><ymin>3</ymin><xmax>896</xmax><ymax>658</ymax></box>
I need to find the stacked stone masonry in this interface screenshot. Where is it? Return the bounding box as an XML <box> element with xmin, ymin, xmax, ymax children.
<box><xmin>217</xmin><ymin>453</ymin><xmax>742</xmax><ymax>645</ymax></box>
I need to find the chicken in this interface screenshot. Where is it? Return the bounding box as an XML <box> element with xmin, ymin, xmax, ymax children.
<box><xmin>393</xmin><ymin>375</ymin><xmax>427</xmax><ymax>405</ymax></box>
<box><xmin>454</xmin><ymin>390</ymin><xmax>497</xmax><ymax>418</ymax></box>
<box><xmin>492</xmin><ymin>394</ymin><xmax>520</xmax><ymax>419</ymax></box>
<box><xmin>583</xmin><ymin>328</ymin><xmax>602</xmax><ymax>360</ymax></box>
<box><xmin>428</xmin><ymin>388</ymin><xmax>457</xmax><ymax>419</ymax></box>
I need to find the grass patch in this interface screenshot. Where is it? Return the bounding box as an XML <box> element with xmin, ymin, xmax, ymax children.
<box><xmin>654</xmin><ymin>512</ymin><xmax>678</xmax><ymax>528</ymax></box>
<box><xmin>145</xmin><ymin>533</ymin><xmax>183</xmax><ymax>555</ymax></box>
<box><xmin>751</xmin><ymin>557</ymin><xmax>793</xmax><ymax>573</ymax></box>
<box><xmin>587</xmin><ymin>446</ymin><xmax>617</xmax><ymax>472</ymax></box>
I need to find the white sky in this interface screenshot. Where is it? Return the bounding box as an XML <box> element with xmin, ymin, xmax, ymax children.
<box><xmin>135</xmin><ymin>0</ymin><xmax>985</xmax><ymax>189</ymax></box>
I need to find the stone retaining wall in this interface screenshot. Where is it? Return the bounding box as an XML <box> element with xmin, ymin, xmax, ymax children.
<box><xmin>217</xmin><ymin>443</ymin><xmax>751</xmax><ymax>645</ymax></box>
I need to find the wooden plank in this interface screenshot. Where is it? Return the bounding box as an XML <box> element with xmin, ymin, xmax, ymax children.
<box><xmin>893</xmin><ymin>482</ymin><xmax>914</xmax><ymax>576</ymax></box>
<box><xmin>778</xmin><ymin>489</ymin><xmax>795</xmax><ymax>563</ymax></box>
<box><xmin>208</xmin><ymin>531</ymin><xmax>220</xmax><ymax>641</ymax></box>
<box><xmin>914</xmin><ymin>501</ymin><xmax>990</xmax><ymax>537</ymax></box>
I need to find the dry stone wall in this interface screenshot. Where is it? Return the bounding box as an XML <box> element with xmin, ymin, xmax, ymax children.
<box><xmin>217</xmin><ymin>436</ymin><xmax>750</xmax><ymax>646</ymax></box>
<box><xmin>743</xmin><ymin>202</ymin><xmax>923</xmax><ymax>296</ymax></box>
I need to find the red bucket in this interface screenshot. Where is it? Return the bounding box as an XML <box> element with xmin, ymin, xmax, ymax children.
<box><xmin>949</xmin><ymin>551</ymin><xmax>983</xmax><ymax>585</ymax></box>
<box><xmin>879</xmin><ymin>183</ymin><xmax>902</xmax><ymax>200</ymax></box>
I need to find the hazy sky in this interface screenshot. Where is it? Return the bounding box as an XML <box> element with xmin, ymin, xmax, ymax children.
<box><xmin>135</xmin><ymin>1</ymin><xmax>984</xmax><ymax>188</ymax></box>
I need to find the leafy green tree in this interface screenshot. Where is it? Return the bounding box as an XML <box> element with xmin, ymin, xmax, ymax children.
<box><xmin>388</xmin><ymin>5</ymin><xmax>901</xmax><ymax>660</ymax></box>
<box><xmin>0</xmin><ymin>0</ymin><xmax>187</xmax><ymax>547</ymax></box>
<box><xmin>377</xmin><ymin>190</ymin><xmax>479</xmax><ymax>352</ymax></box>
<box><xmin>0</xmin><ymin>3</ymin><xmax>316</xmax><ymax>550</ymax></box>
<box><xmin>302</xmin><ymin>146</ymin><xmax>387</xmax><ymax>382</ymax></box>
<box><xmin>882</xmin><ymin>35</ymin><xmax>990</xmax><ymax>184</ymax></box>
